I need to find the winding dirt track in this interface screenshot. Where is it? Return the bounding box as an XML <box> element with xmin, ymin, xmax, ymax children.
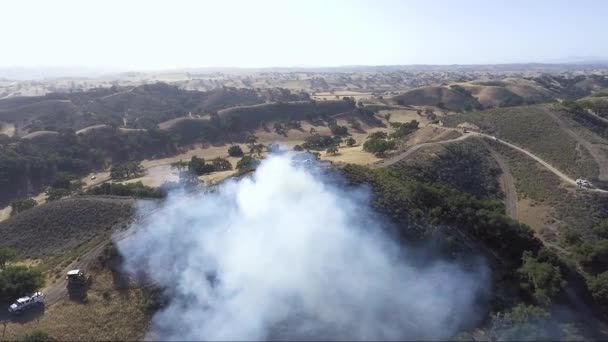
<box><xmin>546</xmin><ymin>111</ymin><xmax>608</xmax><ymax>181</ymax></box>
<box><xmin>42</xmin><ymin>241</ymin><xmax>109</xmax><ymax>306</ymax></box>
<box><xmin>375</xmin><ymin>126</ymin><xmax>608</xmax><ymax>194</ymax></box>
<box><xmin>373</xmin><ymin>132</ymin><xmax>471</xmax><ymax>168</ymax></box>
<box><xmin>482</xmin><ymin>141</ymin><xmax>518</xmax><ymax>219</ymax></box>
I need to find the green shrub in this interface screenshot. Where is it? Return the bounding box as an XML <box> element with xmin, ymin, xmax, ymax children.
<box><xmin>10</xmin><ymin>198</ymin><xmax>37</xmax><ymax>215</ymax></box>
<box><xmin>236</xmin><ymin>156</ymin><xmax>257</xmax><ymax>172</ymax></box>
<box><xmin>0</xmin><ymin>265</ymin><xmax>44</xmax><ymax>302</ymax></box>
<box><xmin>21</xmin><ymin>331</ymin><xmax>56</xmax><ymax>342</ymax></box>
<box><xmin>363</xmin><ymin>138</ymin><xmax>396</xmax><ymax>155</ymax></box>
<box><xmin>46</xmin><ymin>188</ymin><xmax>71</xmax><ymax>201</ymax></box>
<box><xmin>88</xmin><ymin>182</ymin><xmax>163</xmax><ymax>198</ymax></box>
<box><xmin>391</xmin><ymin>120</ymin><xmax>419</xmax><ymax>138</ymax></box>
<box><xmin>302</xmin><ymin>134</ymin><xmax>340</xmax><ymax>150</ymax></box>
<box><xmin>227</xmin><ymin>145</ymin><xmax>244</xmax><ymax>157</ymax></box>
<box><xmin>588</xmin><ymin>271</ymin><xmax>608</xmax><ymax>313</ymax></box>
<box><xmin>518</xmin><ymin>252</ymin><xmax>566</xmax><ymax>305</ymax></box>
<box><xmin>211</xmin><ymin>157</ymin><xmax>233</xmax><ymax>171</ymax></box>
<box><xmin>328</xmin><ymin>123</ymin><xmax>348</xmax><ymax>136</ymax></box>
<box><xmin>110</xmin><ymin>161</ymin><xmax>144</xmax><ymax>180</ymax></box>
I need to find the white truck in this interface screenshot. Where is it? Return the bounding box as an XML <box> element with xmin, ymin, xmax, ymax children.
<box><xmin>8</xmin><ymin>292</ymin><xmax>45</xmax><ymax>314</ymax></box>
<box><xmin>576</xmin><ymin>178</ymin><xmax>592</xmax><ymax>189</ymax></box>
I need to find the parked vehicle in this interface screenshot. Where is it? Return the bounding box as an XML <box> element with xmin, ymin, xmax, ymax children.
<box><xmin>8</xmin><ymin>292</ymin><xmax>44</xmax><ymax>314</ymax></box>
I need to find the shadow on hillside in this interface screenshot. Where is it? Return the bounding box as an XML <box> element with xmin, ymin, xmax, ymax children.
<box><xmin>111</xmin><ymin>267</ymin><xmax>132</xmax><ymax>297</ymax></box>
<box><xmin>0</xmin><ymin>303</ymin><xmax>46</xmax><ymax>324</ymax></box>
<box><xmin>355</xmin><ymin>112</ymin><xmax>386</xmax><ymax>128</ymax></box>
<box><xmin>67</xmin><ymin>285</ymin><xmax>89</xmax><ymax>303</ymax></box>
<box><xmin>307</xmin><ymin>118</ymin><xmax>327</xmax><ymax>127</ymax></box>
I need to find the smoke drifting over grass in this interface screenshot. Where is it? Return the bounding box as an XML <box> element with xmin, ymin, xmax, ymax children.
<box><xmin>118</xmin><ymin>155</ymin><xmax>488</xmax><ymax>340</ymax></box>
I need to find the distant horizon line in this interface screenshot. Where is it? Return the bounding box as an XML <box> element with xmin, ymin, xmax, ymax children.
<box><xmin>2</xmin><ymin>60</ymin><xmax>608</xmax><ymax>72</ymax></box>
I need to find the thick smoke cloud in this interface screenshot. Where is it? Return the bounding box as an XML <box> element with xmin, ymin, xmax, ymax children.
<box><xmin>117</xmin><ymin>154</ymin><xmax>488</xmax><ymax>341</ymax></box>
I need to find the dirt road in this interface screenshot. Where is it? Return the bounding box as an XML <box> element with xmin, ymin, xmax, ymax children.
<box><xmin>42</xmin><ymin>241</ymin><xmax>109</xmax><ymax>306</ymax></box>
<box><xmin>374</xmin><ymin>126</ymin><xmax>608</xmax><ymax>194</ymax></box>
<box><xmin>546</xmin><ymin>111</ymin><xmax>608</xmax><ymax>181</ymax></box>
<box><xmin>374</xmin><ymin>132</ymin><xmax>472</xmax><ymax>168</ymax></box>
<box><xmin>482</xmin><ymin>141</ymin><xmax>518</xmax><ymax>219</ymax></box>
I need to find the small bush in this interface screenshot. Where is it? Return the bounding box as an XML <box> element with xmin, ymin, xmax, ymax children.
<box><xmin>227</xmin><ymin>145</ymin><xmax>244</xmax><ymax>157</ymax></box>
<box><xmin>363</xmin><ymin>138</ymin><xmax>396</xmax><ymax>155</ymax></box>
<box><xmin>10</xmin><ymin>198</ymin><xmax>37</xmax><ymax>215</ymax></box>
<box><xmin>21</xmin><ymin>331</ymin><xmax>56</xmax><ymax>342</ymax></box>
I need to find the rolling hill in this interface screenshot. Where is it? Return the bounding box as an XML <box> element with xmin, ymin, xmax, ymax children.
<box><xmin>0</xmin><ymin>197</ymin><xmax>135</xmax><ymax>266</ymax></box>
<box><xmin>393</xmin><ymin>86</ymin><xmax>480</xmax><ymax>111</ymax></box>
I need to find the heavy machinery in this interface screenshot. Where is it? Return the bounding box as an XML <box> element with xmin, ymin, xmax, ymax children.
<box><xmin>8</xmin><ymin>292</ymin><xmax>44</xmax><ymax>314</ymax></box>
<box><xmin>66</xmin><ymin>269</ymin><xmax>90</xmax><ymax>286</ymax></box>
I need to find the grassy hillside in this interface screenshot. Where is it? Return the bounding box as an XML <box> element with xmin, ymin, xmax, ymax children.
<box><xmin>0</xmin><ymin>96</ymin><xmax>48</xmax><ymax>110</ymax></box>
<box><xmin>393</xmin><ymin>86</ymin><xmax>480</xmax><ymax>111</ymax></box>
<box><xmin>0</xmin><ymin>100</ymin><xmax>79</xmax><ymax>123</ymax></box>
<box><xmin>0</xmin><ymin>83</ymin><xmax>310</xmax><ymax>134</ymax></box>
<box><xmin>443</xmin><ymin>104</ymin><xmax>599</xmax><ymax>180</ymax></box>
<box><xmin>390</xmin><ymin>138</ymin><xmax>502</xmax><ymax>200</ymax></box>
<box><xmin>463</xmin><ymin>85</ymin><xmax>524</xmax><ymax>108</ymax></box>
<box><xmin>490</xmin><ymin>140</ymin><xmax>608</xmax><ymax>245</ymax></box>
<box><xmin>0</xmin><ymin>197</ymin><xmax>135</xmax><ymax>268</ymax></box>
<box><xmin>217</xmin><ymin>100</ymin><xmax>355</xmax><ymax>128</ymax></box>
<box><xmin>342</xmin><ymin>157</ymin><xmax>606</xmax><ymax>339</ymax></box>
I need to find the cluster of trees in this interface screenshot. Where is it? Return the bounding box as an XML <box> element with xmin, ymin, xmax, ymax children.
<box><xmin>10</xmin><ymin>198</ymin><xmax>38</xmax><ymax>215</ymax></box>
<box><xmin>325</xmin><ymin>118</ymin><xmax>349</xmax><ymax>136</ymax></box>
<box><xmin>87</xmin><ymin>181</ymin><xmax>164</xmax><ymax>198</ymax></box>
<box><xmin>45</xmin><ymin>172</ymin><xmax>84</xmax><ymax>201</ymax></box>
<box><xmin>302</xmin><ymin>134</ymin><xmax>342</xmax><ymax>150</ymax></box>
<box><xmin>236</xmin><ymin>156</ymin><xmax>258</xmax><ymax>172</ymax></box>
<box><xmin>390</xmin><ymin>120</ymin><xmax>419</xmax><ymax>138</ymax></box>
<box><xmin>0</xmin><ymin>128</ymin><xmax>176</xmax><ymax>205</ymax></box>
<box><xmin>338</xmin><ymin>163</ymin><xmax>600</xmax><ymax>338</ymax></box>
<box><xmin>227</xmin><ymin>145</ymin><xmax>244</xmax><ymax>157</ymax></box>
<box><xmin>363</xmin><ymin>132</ymin><xmax>396</xmax><ymax>155</ymax></box>
<box><xmin>197</xmin><ymin>156</ymin><xmax>232</xmax><ymax>174</ymax></box>
<box><xmin>0</xmin><ymin>132</ymin><xmax>101</xmax><ymax>205</ymax></box>
<box><xmin>110</xmin><ymin>161</ymin><xmax>144</xmax><ymax>180</ymax></box>
<box><xmin>397</xmin><ymin>140</ymin><xmax>502</xmax><ymax>200</ymax></box>
<box><xmin>0</xmin><ymin>247</ymin><xmax>44</xmax><ymax>302</ymax></box>
<box><xmin>245</xmin><ymin>135</ymin><xmax>265</xmax><ymax>156</ymax></box>
<box><xmin>271</xmin><ymin>121</ymin><xmax>302</xmax><ymax>135</ymax></box>
<box><xmin>518</xmin><ymin>251</ymin><xmax>566</xmax><ymax>306</ymax></box>
<box><xmin>475</xmin><ymin>304</ymin><xmax>585</xmax><ymax>341</ymax></box>
<box><xmin>174</xmin><ymin>156</ymin><xmax>233</xmax><ymax>177</ymax></box>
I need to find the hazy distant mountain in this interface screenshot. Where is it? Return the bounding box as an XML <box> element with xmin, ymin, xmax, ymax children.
<box><xmin>542</xmin><ymin>56</ymin><xmax>608</xmax><ymax>65</ymax></box>
<box><xmin>0</xmin><ymin>66</ymin><xmax>125</xmax><ymax>81</ymax></box>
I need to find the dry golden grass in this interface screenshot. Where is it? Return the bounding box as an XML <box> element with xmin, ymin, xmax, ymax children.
<box><xmin>0</xmin><ymin>111</ymin><xmax>434</xmax><ymax>202</ymax></box>
<box><xmin>516</xmin><ymin>197</ymin><xmax>555</xmax><ymax>234</ymax></box>
<box><xmin>105</xmin><ymin>112</ymin><xmax>416</xmax><ymax>187</ymax></box>
<box><xmin>0</xmin><ymin>206</ymin><xmax>11</xmax><ymax>223</ymax></box>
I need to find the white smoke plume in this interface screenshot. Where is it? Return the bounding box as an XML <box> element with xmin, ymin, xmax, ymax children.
<box><xmin>117</xmin><ymin>154</ymin><xmax>489</xmax><ymax>341</ymax></box>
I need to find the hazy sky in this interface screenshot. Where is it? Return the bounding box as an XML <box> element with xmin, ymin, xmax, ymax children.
<box><xmin>3</xmin><ymin>0</ymin><xmax>607</xmax><ymax>69</ymax></box>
